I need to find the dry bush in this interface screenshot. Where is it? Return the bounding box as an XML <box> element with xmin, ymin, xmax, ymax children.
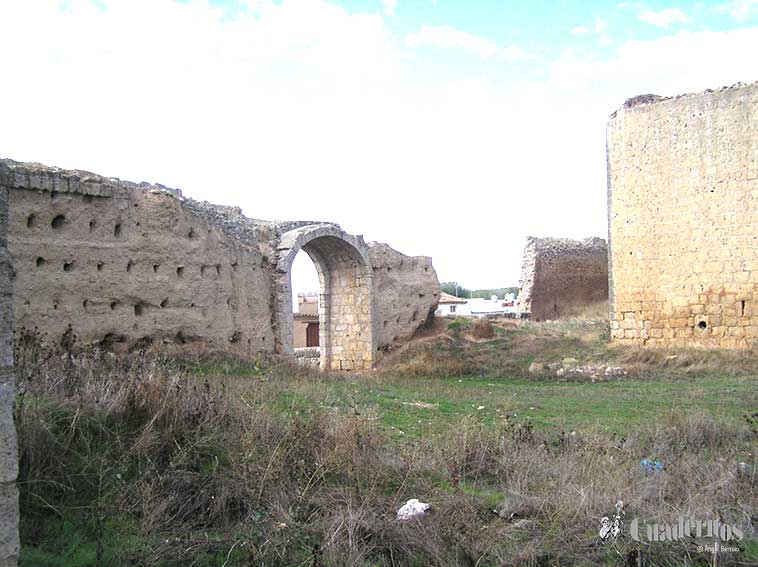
<box><xmin>615</xmin><ymin>343</ymin><xmax>758</xmax><ymax>377</ymax></box>
<box><xmin>387</xmin><ymin>346</ymin><xmax>479</xmax><ymax>377</ymax></box>
<box><xmin>469</xmin><ymin>318</ymin><xmax>495</xmax><ymax>340</ymax></box>
<box><xmin>559</xmin><ymin>300</ymin><xmax>610</xmax><ymax>321</ymax></box>
<box><xmin>15</xmin><ymin>332</ymin><xmax>757</xmax><ymax>566</ymax></box>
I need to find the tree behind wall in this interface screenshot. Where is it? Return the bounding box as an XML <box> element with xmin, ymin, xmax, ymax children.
<box><xmin>440</xmin><ymin>282</ymin><xmax>518</xmax><ymax>299</ymax></box>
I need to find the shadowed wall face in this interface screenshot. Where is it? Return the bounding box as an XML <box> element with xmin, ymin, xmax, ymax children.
<box><xmin>607</xmin><ymin>83</ymin><xmax>758</xmax><ymax>347</ymax></box>
<box><xmin>0</xmin><ymin>185</ymin><xmax>19</xmax><ymax>566</ymax></box>
<box><xmin>516</xmin><ymin>237</ymin><xmax>609</xmax><ymax>321</ymax></box>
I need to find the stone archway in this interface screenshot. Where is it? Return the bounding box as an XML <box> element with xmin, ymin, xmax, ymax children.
<box><xmin>275</xmin><ymin>224</ymin><xmax>375</xmax><ymax>370</ymax></box>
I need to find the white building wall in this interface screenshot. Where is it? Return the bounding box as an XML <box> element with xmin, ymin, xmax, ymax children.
<box><xmin>435</xmin><ymin>302</ymin><xmax>471</xmax><ymax>317</ymax></box>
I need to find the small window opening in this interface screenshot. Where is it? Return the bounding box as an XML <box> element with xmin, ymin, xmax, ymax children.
<box><xmin>51</xmin><ymin>214</ymin><xmax>66</xmax><ymax>229</ymax></box>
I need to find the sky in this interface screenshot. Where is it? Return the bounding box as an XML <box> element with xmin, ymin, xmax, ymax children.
<box><xmin>1</xmin><ymin>0</ymin><xmax>757</xmax><ymax>296</ymax></box>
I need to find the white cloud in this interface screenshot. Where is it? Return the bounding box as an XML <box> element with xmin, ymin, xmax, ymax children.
<box><xmin>0</xmin><ymin>1</ymin><xmax>756</xmax><ymax>290</ymax></box>
<box><xmin>570</xmin><ymin>16</ymin><xmax>611</xmax><ymax>45</ymax></box>
<box><xmin>639</xmin><ymin>8</ymin><xmax>692</xmax><ymax>28</ymax></box>
<box><xmin>716</xmin><ymin>0</ymin><xmax>758</xmax><ymax>21</ymax></box>
<box><xmin>381</xmin><ymin>0</ymin><xmax>397</xmax><ymax>16</ymax></box>
<box><xmin>405</xmin><ymin>24</ymin><xmax>535</xmax><ymax>60</ymax></box>
<box><xmin>552</xmin><ymin>28</ymin><xmax>758</xmax><ymax>100</ymax></box>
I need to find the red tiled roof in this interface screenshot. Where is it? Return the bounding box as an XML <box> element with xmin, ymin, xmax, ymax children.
<box><xmin>438</xmin><ymin>292</ymin><xmax>467</xmax><ymax>304</ymax></box>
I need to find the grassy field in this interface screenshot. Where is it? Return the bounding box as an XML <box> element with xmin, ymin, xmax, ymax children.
<box><xmin>265</xmin><ymin>372</ymin><xmax>756</xmax><ymax>438</ymax></box>
<box><xmin>15</xmin><ymin>319</ymin><xmax>758</xmax><ymax>566</ymax></box>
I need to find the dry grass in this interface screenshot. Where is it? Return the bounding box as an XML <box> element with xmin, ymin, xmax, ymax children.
<box><xmin>468</xmin><ymin>318</ymin><xmax>495</xmax><ymax>340</ymax></box>
<box><xmin>15</xmin><ymin>329</ymin><xmax>758</xmax><ymax>566</ymax></box>
<box><xmin>557</xmin><ymin>300</ymin><xmax>610</xmax><ymax>321</ymax></box>
<box><xmin>383</xmin><ymin>313</ymin><xmax>758</xmax><ymax>384</ymax></box>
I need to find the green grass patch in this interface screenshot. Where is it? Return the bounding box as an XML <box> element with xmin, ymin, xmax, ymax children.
<box><xmin>261</xmin><ymin>373</ymin><xmax>757</xmax><ymax>438</ymax></box>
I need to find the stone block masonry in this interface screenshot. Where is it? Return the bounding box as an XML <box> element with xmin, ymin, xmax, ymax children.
<box><xmin>0</xmin><ymin>159</ymin><xmax>439</xmax><ymax>370</ymax></box>
<box><xmin>0</xmin><ymin>183</ymin><xmax>18</xmax><ymax>565</ymax></box>
<box><xmin>607</xmin><ymin>81</ymin><xmax>758</xmax><ymax>347</ymax></box>
<box><xmin>515</xmin><ymin>237</ymin><xmax>609</xmax><ymax>321</ymax></box>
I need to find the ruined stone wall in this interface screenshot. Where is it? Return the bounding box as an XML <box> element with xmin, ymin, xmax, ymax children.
<box><xmin>0</xmin><ymin>183</ymin><xmax>18</xmax><ymax>566</ymax></box>
<box><xmin>0</xmin><ymin>159</ymin><xmax>438</xmax><ymax>368</ymax></box>
<box><xmin>2</xmin><ymin>160</ymin><xmax>275</xmax><ymax>352</ymax></box>
<box><xmin>368</xmin><ymin>242</ymin><xmax>439</xmax><ymax>346</ymax></box>
<box><xmin>607</xmin><ymin>82</ymin><xmax>758</xmax><ymax>347</ymax></box>
<box><xmin>515</xmin><ymin>237</ymin><xmax>609</xmax><ymax>321</ymax></box>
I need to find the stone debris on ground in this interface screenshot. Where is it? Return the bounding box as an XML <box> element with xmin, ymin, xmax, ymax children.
<box><xmin>528</xmin><ymin>359</ymin><xmax>627</xmax><ymax>380</ymax></box>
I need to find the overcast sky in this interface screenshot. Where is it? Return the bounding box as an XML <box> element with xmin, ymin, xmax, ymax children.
<box><xmin>1</xmin><ymin>0</ymin><xmax>756</xmax><ymax>295</ymax></box>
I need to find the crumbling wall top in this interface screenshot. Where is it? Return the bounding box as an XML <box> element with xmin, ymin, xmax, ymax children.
<box><xmin>610</xmin><ymin>80</ymin><xmax>758</xmax><ymax>118</ymax></box>
<box><xmin>0</xmin><ymin>158</ymin><xmax>308</xmax><ymax>251</ymax></box>
<box><xmin>527</xmin><ymin>236</ymin><xmax>607</xmax><ymax>259</ymax></box>
<box><xmin>0</xmin><ymin>158</ymin><xmax>181</xmax><ymax>199</ymax></box>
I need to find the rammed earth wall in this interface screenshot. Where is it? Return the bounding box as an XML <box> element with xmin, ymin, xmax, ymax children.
<box><xmin>0</xmin><ymin>179</ymin><xmax>18</xmax><ymax>566</ymax></box>
<box><xmin>515</xmin><ymin>237</ymin><xmax>609</xmax><ymax>321</ymax></box>
<box><xmin>0</xmin><ymin>159</ymin><xmax>439</xmax><ymax>368</ymax></box>
<box><xmin>607</xmin><ymin>82</ymin><xmax>758</xmax><ymax>346</ymax></box>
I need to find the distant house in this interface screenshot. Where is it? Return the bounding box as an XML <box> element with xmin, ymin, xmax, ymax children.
<box><xmin>435</xmin><ymin>292</ymin><xmax>470</xmax><ymax>317</ymax></box>
<box><xmin>467</xmin><ymin>294</ymin><xmax>517</xmax><ymax>317</ymax></box>
<box><xmin>294</xmin><ymin>295</ymin><xmax>319</xmax><ymax>348</ymax></box>
<box><xmin>435</xmin><ymin>292</ymin><xmax>518</xmax><ymax>318</ymax></box>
